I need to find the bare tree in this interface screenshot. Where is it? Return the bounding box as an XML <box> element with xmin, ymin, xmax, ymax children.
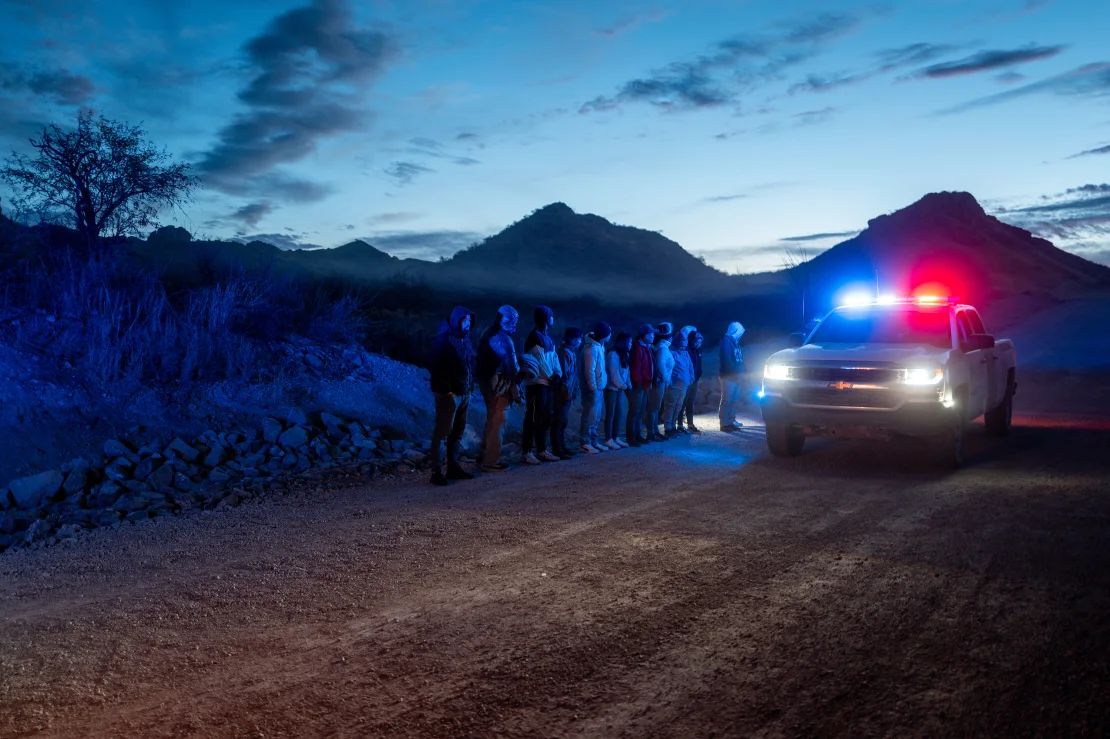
<box><xmin>1</xmin><ymin>111</ymin><xmax>195</xmax><ymax>248</ymax></box>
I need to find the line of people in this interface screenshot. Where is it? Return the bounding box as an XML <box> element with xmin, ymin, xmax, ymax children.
<box><xmin>427</xmin><ymin>304</ymin><xmax>748</xmax><ymax>486</ymax></box>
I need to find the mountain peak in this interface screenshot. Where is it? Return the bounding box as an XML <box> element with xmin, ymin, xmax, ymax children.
<box><xmin>869</xmin><ymin>190</ymin><xmax>987</xmax><ymax>230</ymax></box>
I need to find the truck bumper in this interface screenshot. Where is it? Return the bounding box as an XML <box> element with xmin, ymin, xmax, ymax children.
<box><xmin>760</xmin><ymin>393</ymin><xmax>956</xmax><ymax>439</ymax></box>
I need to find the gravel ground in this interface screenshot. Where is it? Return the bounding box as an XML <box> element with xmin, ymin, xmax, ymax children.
<box><xmin>1</xmin><ymin>403</ymin><xmax>1109</xmax><ymax>737</ymax></box>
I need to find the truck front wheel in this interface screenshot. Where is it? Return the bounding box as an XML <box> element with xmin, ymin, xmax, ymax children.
<box><xmin>766</xmin><ymin>421</ymin><xmax>805</xmax><ymax>457</ymax></box>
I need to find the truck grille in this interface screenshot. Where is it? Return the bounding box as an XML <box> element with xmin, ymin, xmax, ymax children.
<box><xmin>791</xmin><ymin>366</ymin><xmax>901</xmax><ymax>383</ymax></box>
<box><xmin>787</xmin><ymin>387</ymin><xmax>899</xmax><ymax>409</ymax></box>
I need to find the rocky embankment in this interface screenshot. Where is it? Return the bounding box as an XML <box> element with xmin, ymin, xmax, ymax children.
<box><xmin>0</xmin><ymin>409</ymin><xmax>435</xmax><ymax>554</ymax></box>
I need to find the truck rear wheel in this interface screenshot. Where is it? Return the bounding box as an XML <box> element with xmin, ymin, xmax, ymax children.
<box><xmin>766</xmin><ymin>421</ymin><xmax>805</xmax><ymax>457</ymax></box>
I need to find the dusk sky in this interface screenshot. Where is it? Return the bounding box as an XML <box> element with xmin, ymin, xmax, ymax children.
<box><xmin>2</xmin><ymin>0</ymin><xmax>1109</xmax><ymax>272</ymax></box>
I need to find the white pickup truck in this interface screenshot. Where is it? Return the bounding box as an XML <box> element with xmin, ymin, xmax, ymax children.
<box><xmin>759</xmin><ymin>297</ymin><xmax>1017</xmax><ymax>466</ymax></box>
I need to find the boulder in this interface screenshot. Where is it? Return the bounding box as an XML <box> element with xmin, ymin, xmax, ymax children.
<box><xmin>286</xmin><ymin>407</ymin><xmax>309</xmax><ymax>426</ymax></box>
<box><xmin>319</xmin><ymin>412</ymin><xmax>346</xmax><ymax>438</ymax></box>
<box><xmin>89</xmin><ymin>481</ymin><xmax>122</xmax><ymax>508</ymax></box>
<box><xmin>7</xmin><ymin>470</ymin><xmax>64</xmax><ymax>509</ymax></box>
<box><xmin>133</xmin><ymin>457</ymin><xmax>156</xmax><ymax>481</ymax></box>
<box><xmin>262</xmin><ymin>417</ymin><xmax>284</xmax><ymax>443</ymax></box>
<box><xmin>165</xmin><ymin>438</ymin><xmax>200</xmax><ymax>463</ymax></box>
<box><xmin>403</xmin><ymin>449</ymin><xmax>427</xmax><ymax>463</ymax></box>
<box><xmin>103</xmin><ymin>438</ymin><xmax>138</xmax><ymax>462</ymax></box>
<box><xmin>278</xmin><ymin>425</ymin><xmax>309</xmax><ymax>448</ymax></box>
<box><xmin>22</xmin><ymin>519</ymin><xmax>52</xmax><ymax>545</ymax></box>
<box><xmin>104</xmin><ymin>459</ymin><xmax>133</xmax><ymax>483</ymax></box>
<box><xmin>208</xmin><ymin>467</ymin><xmax>232</xmax><ymax>483</ymax></box>
<box><xmin>204</xmin><ymin>444</ymin><xmax>228</xmax><ymax>468</ymax></box>
<box><xmin>62</xmin><ymin>467</ymin><xmax>89</xmax><ymax>496</ymax></box>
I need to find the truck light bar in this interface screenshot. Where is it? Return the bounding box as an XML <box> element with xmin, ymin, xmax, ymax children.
<box><xmin>837</xmin><ymin>295</ymin><xmax>958</xmax><ymax>308</ymax></box>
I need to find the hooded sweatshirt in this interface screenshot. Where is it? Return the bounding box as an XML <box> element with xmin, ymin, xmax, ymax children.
<box><xmin>653</xmin><ymin>337</ymin><xmax>675</xmax><ymax>387</ymax></box>
<box><xmin>522</xmin><ymin>305</ymin><xmax>562</xmax><ymax>386</ymax></box>
<box><xmin>719</xmin><ymin>321</ymin><xmax>745</xmax><ymax>377</ymax></box>
<box><xmin>581</xmin><ymin>334</ymin><xmax>608</xmax><ymax>394</ymax></box>
<box><xmin>630</xmin><ymin>336</ymin><xmax>655</xmax><ymax>390</ymax></box>
<box><xmin>605</xmin><ymin>348</ymin><xmax>630</xmax><ymax>390</ymax></box>
<box><xmin>671</xmin><ymin>332</ymin><xmax>695</xmax><ymax>386</ymax></box>
<box><xmin>477</xmin><ymin>305</ymin><xmax>520</xmax><ymax>396</ymax></box>
<box><xmin>429</xmin><ymin>306</ymin><xmax>476</xmax><ymax>395</ymax></box>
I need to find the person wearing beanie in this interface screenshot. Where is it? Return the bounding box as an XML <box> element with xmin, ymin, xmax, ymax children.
<box><xmin>718</xmin><ymin>321</ymin><xmax>747</xmax><ymax>431</ymax></box>
<box><xmin>521</xmin><ymin>306</ymin><xmax>563</xmax><ymax>463</ymax></box>
<box><xmin>427</xmin><ymin>305</ymin><xmax>476</xmax><ymax>486</ymax></box>
<box><xmin>552</xmin><ymin>327</ymin><xmax>582</xmax><ymax>459</ymax></box>
<box><xmin>604</xmin><ymin>332</ymin><xmax>633</xmax><ymax>449</ymax></box>
<box><xmin>627</xmin><ymin>323</ymin><xmax>655</xmax><ymax>446</ymax></box>
<box><xmin>645</xmin><ymin>322</ymin><xmax>674</xmax><ymax>441</ymax></box>
<box><xmin>683</xmin><ymin>331</ymin><xmax>705</xmax><ymax>434</ymax></box>
<box><xmin>665</xmin><ymin>325</ymin><xmax>697</xmax><ymax>435</ymax></box>
<box><xmin>578</xmin><ymin>321</ymin><xmax>611</xmax><ymax>453</ymax></box>
<box><xmin>476</xmin><ymin>305</ymin><xmax>521</xmax><ymax>471</ymax></box>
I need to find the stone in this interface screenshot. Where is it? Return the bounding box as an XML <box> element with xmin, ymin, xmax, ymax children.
<box><xmin>304</xmin><ymin>352</ymin><xmax>323</xmax><ymax>370</ymax></box>
<box><xmin>7</xmin><ymin>470</ymin><xmax>64</xmax><ymax>509</ymax></box>
<box><xmin>56</xmin><ymin>523</ymin><xmax>82</xmax><ymax>540</ymax></box>
<box><xmin>104</xmin><ymin>460</ymin><xmax>133</xmax><ymax>483</ymax></box>
<box><xmin>113</xmin><ymin>495</ymin><xmax>147</xmax><ymax>513</ymax></box>
<box><xmin>278</xmin><ymin>425</ymin><xmax>309</xmax><ymax>448</ymax></box>
<box><xmin>262</xmin><ymin>417</ymin><xmax>284</xmax><ymax>443</ymax></box>
<box><xmin>208</xmin><ymin>467</ymin><xmax>232</xmax><ymax>483</ymax></box>
<box><xmin>281</xmin><ymin>452</ymin><xmax>300</xmax><ymax>469</ymax></box>
<box><xmin>97</xmin><ymin>510</ymin><xmax>123</xmax><ymax>527</ymax></box>
<box><xmin>133</xmin><ymin>457</ymin><xmax>156</xmax><ymax>481</ymax></box>
<box><xmin>165</xmin><ymin>438</ymin><xmax>200</xmax><ymax>463</ymax></box>
<box><xmin>89</xmin><ymin>481</ymin><xmax>122</xmax><ymax>508</ymax></box>
<box><xmin>319</xmin><ymin>412</ymin><xmax>346</xmax><ymax>438</ymax></box>
<box><xmin>173</xmin><ymin>472</ymin><xmax>198</xmax><ymax>492</ymax></box>
<box><xmin>286</xmin><ymin>407</ymin><xmax>309</xmax><ymax>426</ymax></box>
<box><xmin>62</xmin><ymin>467</ymin><xmax>89</xmax><ymax>496</ymax></box>
<box><xmin>23</xmin><ymin>519</ymin><xmax>52</xmax><ymax>545</ymax></box>
<box><xmin>149</xmin><ymin>463</ymin><xmax>175</xmax><ymax>490</ymax></box>
<box><xmin>403</xmin><ymin>449</ymin><xmax>427</xmax><ymax>463</ymax></box>
<box><xmin>104</xmin><ymin>438</ymin><xmax>139</xmax><ymax>462</ymax></box>
<box><xmin>204</xmin><ymin>444</ymin><xmax>228</xmax><ymax>468</ymax></box>
<box><xmin>216</xmin><ymin>493</ymin><xmax>241</xmax><ymax>509</ymax></box>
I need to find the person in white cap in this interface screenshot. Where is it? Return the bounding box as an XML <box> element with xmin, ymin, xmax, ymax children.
<box><xmin>718</xmin><ymin>321</ymin><xmax>746</xmax><ymax>431</ymax></box>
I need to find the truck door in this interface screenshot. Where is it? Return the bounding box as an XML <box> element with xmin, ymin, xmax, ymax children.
<box><xmin>956</xmin><ymin>310</ymin><xmax>988</xmax><ymax>418</ymax></box>
<box><xmin>966</xmin><ymin>308</ymin><xmax>1000</xmax><ymax>408</ymax></box>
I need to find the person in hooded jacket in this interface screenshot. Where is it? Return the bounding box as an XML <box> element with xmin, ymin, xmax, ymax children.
<box><xmin>718</xmin><ymin>321</ymin><xmax>747</xmax><ymax>431</ymax></box>
<box><xmin>604</xmin><ymin>332</ymin><xmax>632</xmax><ymax>449</ymax></box>
<box><xmin>579</xmin><ymin>321</ymin><xmax>611</xmax><ymax>453</ymax></box>
<box><xmin>682</xmin><ymin>331</ymin><xmax>705</xmax><ymax>433</ymax></box>
<box><xmin>476</xmin><ymin>305</ymin><xmax>521</xmax><ymax>471</ymax></box>
<box><xmin>627</xmin><ymin>323</ymin><xmax>655</xmax><ymax>446</ymax></box>
<box><xmin>645</xmin><ymin>322</ymin><xmax>674</xmax><ymax>441</ymax></box>
<box><xmin>551</xmin><ymin>327</ymin><xmax>582</xmax><ymax>460</ymax></box>
<box><xmin>428</xmin><ymin>306</ymin><xmax>476</xmax><ymax>486</ymax></box>
<box><xmin>521</xmin><ymin>305</ymin><xmax>562</xmax><ymax>464</ymax></box>
<box><xmin>665</xmin><ymin>325</ymin><xmax>696</xmax><ymax>435</ymax></box>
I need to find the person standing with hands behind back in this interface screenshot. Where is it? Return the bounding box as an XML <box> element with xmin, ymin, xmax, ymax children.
<box><xmin>521</xmin><ymin>305</ymin><xmax>562</xmax><ymax>464</ymax></box>
<box><xmin>718</xmin><ymin>321</ymin><xmax>746</xmax><ymax>431</ymax></box>
<box><xmin>428</xmin><ymin>306</ymin><xmax>476</xmax><ymax>486</ymax></box>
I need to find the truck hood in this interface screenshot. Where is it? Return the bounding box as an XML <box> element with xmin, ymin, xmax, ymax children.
<box><xmin>767</xmin><ymin>343</ymin><xmax>950</xmax><ymax>366</ymax></box>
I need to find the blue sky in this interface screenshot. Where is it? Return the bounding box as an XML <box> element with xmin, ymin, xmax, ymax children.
<box><xmin>2</xmin><ymin>0</ymin><xmax>1109</xmax><ymax>271</ymax></box>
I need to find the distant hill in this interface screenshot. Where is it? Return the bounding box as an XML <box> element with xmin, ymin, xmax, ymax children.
<box><xmin>437</xmin><ymin>202</ymin><xmax>740</xmax><ymax>302</ymax></box>
<box><xmin>794</xmin><ymin>191</ymin><xmax>1110</xmax><ymax>328</ymax></box>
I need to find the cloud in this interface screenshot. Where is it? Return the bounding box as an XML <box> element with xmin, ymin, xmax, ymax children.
<box><xmin>580</xmin><ymin>12</ymin><xmax>864</xmax><ymax>113</ymax></box>
<box><xmin>874</xmin><ymin>43</ymin><xmax>960</xmax><ymax>72</ymax></box>
<box><xmin>231</xmin><ymin>232</ymin><xmax>322</xmax><ymax>251</ymax></box>
<box><xmin>915</xmin><ymin>45</ymin><xmax>1065</xmax><ymax>78</ymax></box>
<box><xmin>788</xmin><ymin>71</ymin><xmax>866</xmax><ymax>95</ymax></box>
<box><xmin>0</xmin><ymin>63</ymin><xmax>96</xmax><ymax>105</ymax></box>
<box><xmin>996</xmin><ymin>185</ymin><xmax>1110</xmax><ymax>261</ymax></box>
<box><xmin>367</xmin><ymin>211</ymin><xmax>422</xmax><ymax>225</ymax></box>
<box><xmin>384</xmin><ymin>161</ymin><xmax>434</xmax><ymax>185</ymax></box>
<box><xmin>793</xmin><ymin>107</ymin><xmax>836</xmax><ymax>125</ymax></box>
<box><xmin>781</xmin><ymin>230</ymin><xmax>859</xmax><ymax>242</ymax></box>
<box><xmin>397</xmin><ymin>137</ymin><xmax>481</xmax><ymax>167</ymax></box>
<box><xmin>700</xmin><ymin>194</ymin><xmax>747</xmax><ymax>204</ymax></box>
<box><xmin>363</xmin><ymin>229</ymin><xmax>486</xmax><ymax>261</ymax></box>
<box><xmin>596</xmin><ymin>9</ymin><xmax>669</xmax><ymax>37</ymax></box>
<box><xmin>196</xmin><ymin>0</ymin><xmax>396</xmax><ymax>201</ymax></box>
<box><xmin>938</xmin><ymin>62</ymin><xmax>1110</xmax><ymax>114</ymax></box>
<box><xmin>227</xmin><ymin>201</ymin><xmax>274</xmax><ymax>229</ymax></box>
<box><xmin>1069</xmin><ymin>143</ymin><xmax>1110</xmax><ymax>158</ymax></box>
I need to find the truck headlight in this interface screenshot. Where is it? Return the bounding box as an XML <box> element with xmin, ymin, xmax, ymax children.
<box><xmin>903</xmin><ymin>367</ymin><xmax>944</xmax><ymax>385</ymax></box>
<box><xmin>764</xmin><ymin>364</ymin><xmax>792</xmax><ymax>381</ymax></box>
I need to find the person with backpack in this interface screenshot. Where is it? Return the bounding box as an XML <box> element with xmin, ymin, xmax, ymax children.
<box><xmin>579</xmin><ymin>321</ymin><xmax>611</xmax><ymax>454</ymax></box>
<box><xmin>718</xmin><ymin>321</ymin><xmax>746</xmax><ymax>431</ymax></box>
<box><xmin>627</xmin><ymin>323</ymin><xmax>655</xmax><ymax>446</ymax></box>
<box><xmin>552</xmin><ymin>327</ymin><xmax>582</xmax><ymax>460</ymax></box>
<box><xmin>681</xmin><ymin>330</ymin><xmax>705</xmax><ymax>434</ymax></box>
<box><xmin>476</xmin><ymin>305</ymin><xmax>521</xmax><ymax>472</ymax></box>
<box><xmin>521</xmin><ymin>305</ymin><xmax>562</xmax><ymax>464</ymax></box>
<box><xmin>427</xmin><ymin>306</ymin><xmax>476</xmax><ymax>486</ymax></box>
<box><xmin>604</xmin><ymin>332</ymin><xmax>632</xmax><ymax>449</ymax></box>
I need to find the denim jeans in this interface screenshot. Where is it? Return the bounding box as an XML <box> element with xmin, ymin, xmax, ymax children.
<box><xmin>718</xmin><ymin>374</ymin><xmax>744</xmax><ymax>426</ymax></box>
<box><xmin>603</xmin><ymin>388</ymin><xmax>625</xmax><ymax>441</ymax></box>
<box><xmin>579</xmin><ymin>388</ymin><xmax>602</xmax><ymax>446</ymax></box>
<box><xmin>626</xmin><ymin>386</ymin><xmax>648</xmax><ymax>442</ymax></box>
<box><xmin>431</xmin><ymin>392</ymin><xmax>469</xmax><ymax>471</ymax></box>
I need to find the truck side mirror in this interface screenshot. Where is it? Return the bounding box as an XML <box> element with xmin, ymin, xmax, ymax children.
<box><xmin>962</xmin><ymin>333</ymin><xmax>995</xmax><ymax>352</ymax></box>
<box><xmin>788</xmin><ymin>332</ymin><xmax>805</xmax><ymax>348</ymax></box>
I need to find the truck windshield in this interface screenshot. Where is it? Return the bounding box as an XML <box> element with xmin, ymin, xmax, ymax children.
<box><xmin>809</xmin><ymin>308</ymin><xmax>951</xmax><ymax>347</ymax></box>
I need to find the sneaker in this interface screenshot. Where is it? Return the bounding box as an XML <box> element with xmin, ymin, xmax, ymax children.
<box><xmin>446</xmin><ymin>464</ymin><xmax>474</xmax><ymax>480</ymax></box>
<box><xmin>430</xmin><ymin>471</ymin><xmax>449</xmax><ymax>486</ymax></box>
<box><xmin>615</xmin><ymin>438</ymin><xmax>630</xmax><ymax>448</ymax></box>
<box><xmin>720</xmin><ymin>424</ymin><xmax>739</xmax><ymax>432</ymax></box>
<box><xmin>540</xmin><ymin>450</ymin><xmax>561</xmax><ymax>462</ymax></box>
<box><xmin>592</xmin><ymin>442</ymin><xmax>608</xmax><ymax>453</ymax></box>
<box><xmin>606</xmin><ymin>440</ymin><xmax>621</xmax><ymax>451</ymax></box>
<box><xmin>580</xmin><ymin>443</ymin><xmax>598</xmax><ymax>454</ymax></box>
<box><xmin>523</xmin><ymin>452</ymin><xmax>542</xmax><ymax>465</ymax></box>
<box><xmin>557</xmin><ymin>450</ymin><xmax>575</xmax><ymax>460</ymax></box>
<box><xmin>480</xmin><ymin>462</ymin><xmax>509</xmax><ymax>472</ymax></box>
<box><xmin>652</xmin><ymin>433</ymin><xmax>667</xmax><ymax>441</ymax></box>
<box><xmin>689</xmin><ymin>425</ymin><xmax>703</xmax><ymax>434</ymax></box>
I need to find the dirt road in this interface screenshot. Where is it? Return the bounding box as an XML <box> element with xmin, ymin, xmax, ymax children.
<box><xmin>2</xmin><ymin>408</ymin><xmax>1109</xmax><ymax>737</ymax></box>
